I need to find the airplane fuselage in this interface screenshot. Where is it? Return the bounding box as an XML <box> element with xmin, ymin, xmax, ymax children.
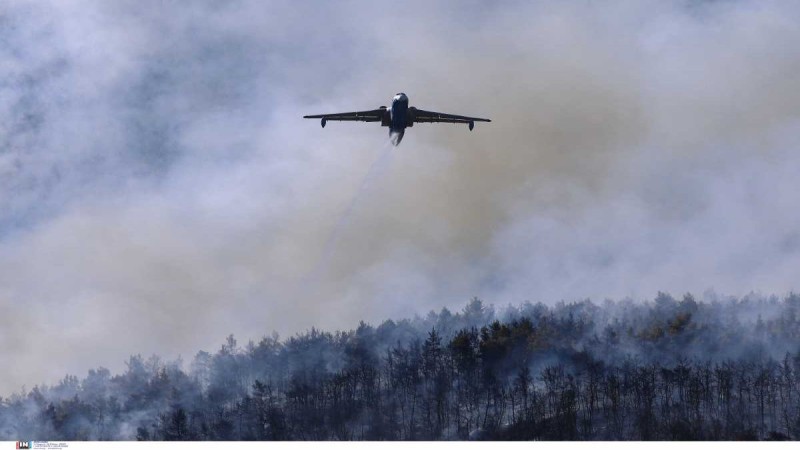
<box><xmin>389</xmin><ymin>93</ymin><xmax>409</xmax><ymax>145</ymax></box>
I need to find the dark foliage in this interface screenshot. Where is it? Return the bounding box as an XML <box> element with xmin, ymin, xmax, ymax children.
<box><xmin>3</xmin><ymin>294</ymin><xmax>800</xmax><ymax>440</ymax></box>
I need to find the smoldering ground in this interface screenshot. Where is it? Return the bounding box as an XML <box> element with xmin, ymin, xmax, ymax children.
<box><xmin>2</xmin><ymin>1</ymin><xmax>800</xmax><ymax>394</ymax></box>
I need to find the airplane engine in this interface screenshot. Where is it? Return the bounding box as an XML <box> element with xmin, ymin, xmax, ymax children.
<box><xmin>406</xmin><ymin>107</ymin><xmax>416</xmax><ymax>127</ymax></box>
<box><xmin>321</xmin><ymin>118</ymin><xmax>327</xmax><ymax>128</ymax></box>
<box><xmin>469</xmin><ymin>121</ymin><xmax>474</xmax><ymax>131</ymax></box>
<box><xmin>380</xmin><ymin>107</ymin><xmax>391</xmax><ymax>127</ymax></box>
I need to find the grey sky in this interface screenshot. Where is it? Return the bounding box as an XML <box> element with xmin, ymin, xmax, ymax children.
<box><xmin>2</xmin><ymin>1</ymin><xmax>800</xmax><ymax>394</ymax></box>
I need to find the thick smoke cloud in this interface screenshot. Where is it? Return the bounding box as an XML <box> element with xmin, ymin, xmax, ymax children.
<box><xmin>2</xmin><ymin>1</ymin><xmax>800</xmax><ymax>394</ymax></box>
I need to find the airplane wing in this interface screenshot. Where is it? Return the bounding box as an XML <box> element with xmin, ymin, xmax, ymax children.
<box><xmin>410</xmin><ymin>107</ymin><xmax>491</xmax><ymax>124</ymax></box>
<box><xmin>303</xmin><ymin>108</ymin><xmax>385</xmax><ymax>122</ymax></box>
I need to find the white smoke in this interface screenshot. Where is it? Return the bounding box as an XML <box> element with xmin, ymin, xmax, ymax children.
<box><xmin>2</xmin><ymin>0</ymin><xmax>800</xmax><ymax>394</ymax></box>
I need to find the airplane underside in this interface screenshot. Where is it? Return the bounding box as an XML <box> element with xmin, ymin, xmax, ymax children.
<box><xmin>390</xmin><ymin>129</ymin><xmax>404</xmax><ymax>146</ymax></box>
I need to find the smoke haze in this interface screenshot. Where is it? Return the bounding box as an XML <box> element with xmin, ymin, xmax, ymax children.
<box><xmin>2</xmin><ymin>1</ymin><xmax>800</xmax><ymax>394</ymax></box>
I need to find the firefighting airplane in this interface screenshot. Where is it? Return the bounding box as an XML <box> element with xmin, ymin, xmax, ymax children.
<box><xmin>303</xmin><ymin>93</ymin><xmax>491</xmax><ymax>146</ymax></box>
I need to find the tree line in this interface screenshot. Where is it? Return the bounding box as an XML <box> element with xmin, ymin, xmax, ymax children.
<box><xmin>2</xmin><ymin>293</ymin><xmax>800</xmax><ymax>440</ymax></box>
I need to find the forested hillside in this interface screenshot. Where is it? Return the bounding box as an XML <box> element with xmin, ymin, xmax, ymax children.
<box><xmin>3</xmin><ymin>293</ymin><xmax>800</xmax><ymax>440</ymax></box>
